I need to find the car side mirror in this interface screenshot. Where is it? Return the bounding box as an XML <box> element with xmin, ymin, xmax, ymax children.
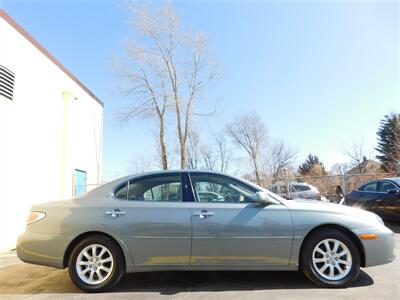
<box><xmin>252</xmin><ymin>192</ymin><xmax>280</xmax><ymax>205</ymax></box>
<box><xmin>387</xmin><ymin>189</ymin><xmax>400</xmax><ymax>195</ymax></box>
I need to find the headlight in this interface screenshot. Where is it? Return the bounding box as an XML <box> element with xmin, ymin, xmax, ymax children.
<box><xmin>27</xmin><ymin>211</ymin><xmax>46</xmax><ymax>225</ymax></box>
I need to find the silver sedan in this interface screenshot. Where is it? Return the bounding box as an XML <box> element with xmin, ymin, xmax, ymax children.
<box><xmin>17</xmin><ymin>170</ymin><xmax>395</xmax><ymax>292</ymax></box>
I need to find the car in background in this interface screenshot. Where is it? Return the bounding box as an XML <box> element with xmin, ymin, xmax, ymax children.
<box><xmin>270</xmin><ymin>181</ymin><xmax>324</xmax><ymax>201</ymax></box>
<box><xmin>344</xmin><ymin>178</ymin><xmax>400</xmax><ymax>221</ymax></box>
<box><xmin>198</xmin><ymin>191</ymin><xmax>224</xmax><ymax>202</ymax></box>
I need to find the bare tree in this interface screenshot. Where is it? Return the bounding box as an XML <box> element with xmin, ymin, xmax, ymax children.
<box><xmin>200</xmin><ymin>144</ymin><xmax>217</xmax><ymax>170</ymax></box>
<box><xmin>195</xmin><ymin>132</ymin><xmax>233</xmax><ymax>172</ymax></box>
<box><xmin>344</xmin><ymin>139</ymin><xmax>367</xmax><ymax>174</ymax></box>
<box><xmin>213</xmin><ymin>132</ymin><xmax>233</xmax><ymax>172</ymax></box>
<box><xmin>122</xmin><ymin>2</ymin><xmax>220</xmax><ymax>169</ymax></box>
<box><xmin>129</xmin><ymin>154</ymin><xmax>154</xmax><ymax>174</ymax></box>
<box><xmin>114</xmin><ymin>27</ymin><xmax>171</xmax><ymax>169</ymax></box>
<box><xmin>331</xmin><ymin>162</ymin><xmax>350</xmax><ymax>175</ymax></box>
<box><xmin>186</xmin><ymin>129</ymin><xmax>201</xmax><ymax>169</ymax></box>
<box><xmin>152</xmin><ymin>131</ymin><xmax>178</xmax><ymax>170</ymax></box>
<box><xmin>269</xmin><ymin>140</ymin><xmax>297</xmax><ymax>182</ymax></box>
<box><xmin>226</xmin><ymin>113</ymin><xmax>268</xmax><ymax>185</ymax></box>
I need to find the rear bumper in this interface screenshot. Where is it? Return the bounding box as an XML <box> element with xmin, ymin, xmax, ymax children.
<box><xmin>354</xmin><ymin>226</ymin><xmax>395</xmax><ymax>267</ymax></box>
<box><xmin>17</xmin><ymin>229</ymin><xmax>72</xmax><ymax>269</ymax></box>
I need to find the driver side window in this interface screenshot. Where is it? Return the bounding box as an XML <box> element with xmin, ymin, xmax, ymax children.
<box><xmin>380</xmin><ymin>181</ymin><xmax>397</xmax><ymax>192</ymax></box>
<box><xmin>189</xmin><ymin>173</ymin><xmax>257</xmax><ymax>203</ymax></box>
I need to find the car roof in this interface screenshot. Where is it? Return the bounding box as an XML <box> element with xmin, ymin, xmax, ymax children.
<box><xmin>128</xmin><ymin>169</ymin><xmax>230</xmax><ymax>176</ymax></box>
<box><xmin>364</xmin><ymin>177</ymin><xmax>399</xmax><ymax>183</ymax></box>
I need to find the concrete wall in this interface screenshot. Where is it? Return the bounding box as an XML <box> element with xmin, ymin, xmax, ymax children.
<box><xmin>0</xmin><ymin>13</ymin><xmax>103</xmax><ymax>250</ymax></box>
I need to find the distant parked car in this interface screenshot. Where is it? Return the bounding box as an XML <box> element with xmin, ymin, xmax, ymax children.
<box><xmin>344</xmin><ymin>178</ymin><xmax>400</xmax><ymax>221</ymax></box>
<box><xmin>198</xmin><ymin>191</ymin><xmax>224</xmax><ymax>202</ymax></box>
<box><xmin>270</xmin><ymin>181</ymin><xmax>323</xmax><ymax>200</ymax></box>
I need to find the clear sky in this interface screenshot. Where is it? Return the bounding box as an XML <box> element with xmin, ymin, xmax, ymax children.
<box><xmin>2</xmin><ymin>0</ymin><xmax>399</xmax><ymax>181</ymax></box>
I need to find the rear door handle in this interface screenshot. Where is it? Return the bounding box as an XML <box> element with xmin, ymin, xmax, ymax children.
<box><xmin>106</xmin><ymin>209</ymin><xmax>126</xmax><ymax>218</ymax></box>
<box><xmin>193</xmin><ymin>211</ymin><xmax>214</xmax><ymax>219</ymax></box>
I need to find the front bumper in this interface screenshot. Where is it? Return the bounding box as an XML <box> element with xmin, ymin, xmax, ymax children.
<box><xmin>354</xmin><ymin>225</ymin><xmax>395</xmax><ymax>267</ymax></box>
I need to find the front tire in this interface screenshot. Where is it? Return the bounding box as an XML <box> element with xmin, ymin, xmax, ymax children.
<box><xmin>68</xmin><ymin>235</ymin><xmax>125</xmax><ymax>292</ymax></box>
<box><xmin>300</xmin><ymin>229</ymin><xmax>360</xmax><ymax>287</ymax></box>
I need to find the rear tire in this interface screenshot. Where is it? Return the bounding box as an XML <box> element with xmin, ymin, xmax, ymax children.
<box><xmin>68</xmin><ymin>235</ymin><xmax>125</xmax><ymax>292</ymax></box>
<box><xmin>300</xmin><ymin>229</ymin><xmax>360</xmax><ymax>287</ymax></box>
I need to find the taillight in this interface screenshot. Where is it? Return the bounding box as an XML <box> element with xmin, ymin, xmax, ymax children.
<box><xmin>27</xmin><ymin>211</ymin><xmax>46</xmax><ymax>225</ymax></box>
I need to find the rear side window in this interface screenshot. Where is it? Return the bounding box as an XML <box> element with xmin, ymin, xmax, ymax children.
<box><xmin>114</xmin><ymin>175</ymin><xmax>182</xmax><ymax>202</ymax></box>
<box><xmin>114</xmin><ymin>184</ymin><xmax>128</xmax><ymax>199</ymax></box>
<box><xmin>358</xmin><ymin>182</ymin><xmax>378</xmax><ymax>192</ymax></box>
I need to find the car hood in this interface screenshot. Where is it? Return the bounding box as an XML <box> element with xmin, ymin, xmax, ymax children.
<box><xmin>282</xmin><ymin>198</ymin><xmax>380</xmax><ymax>221</ymax></box>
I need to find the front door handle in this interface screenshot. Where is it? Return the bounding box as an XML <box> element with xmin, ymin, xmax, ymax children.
<box><xmin>106</xmin><ymin>209</ymin><xmax>126</xmax><ymax>218</ymax></box>
<box><xmin>193</xmin><ymin>211</ymin><xmax>214</xmax><ymax>219</ymax></box>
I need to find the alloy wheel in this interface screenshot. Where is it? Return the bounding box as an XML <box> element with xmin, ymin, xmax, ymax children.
<box><xmin>75</xmin><ymin>244</ymin><xmax>114</xmax><ymax>285</ymax></box>
<box><xmin>312</xmin><ymin>238</ymin><xmax>352</xmax><ymax>281</ymax></box>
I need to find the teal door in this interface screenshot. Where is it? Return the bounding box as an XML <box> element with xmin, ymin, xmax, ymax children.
<box><xmin>74</xmin><ymin>169</ymin><xmax>87</xmax><ymax>196</ymax></box>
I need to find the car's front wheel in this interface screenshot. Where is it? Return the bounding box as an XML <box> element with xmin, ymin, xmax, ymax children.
<box><xmin>68</xmin><ymin>235</ymin><xmax>124</xmax><ymax>292</ymax></box>
<box><xmin>300</xmin><ymin>229</ymin><xmax>360</xmax><ymax>287</ymax></box>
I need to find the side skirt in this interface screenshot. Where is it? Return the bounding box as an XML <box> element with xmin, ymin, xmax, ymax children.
<box><xmin>126</xmin><ymin>264</ymin><xmax>299</xmax><ymax>273</ymax></box>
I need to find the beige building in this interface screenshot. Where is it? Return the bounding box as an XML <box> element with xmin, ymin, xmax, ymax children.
<box><xmin>0</xmin><ymin>10</ymin><xmax>104</xmax><ymax>250</ymax></box>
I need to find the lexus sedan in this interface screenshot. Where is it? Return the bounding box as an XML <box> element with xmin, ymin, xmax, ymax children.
<box><xmin>17</xmin><ymin>170</ymin><xmax>395</xmax><ymax>292</ymax></box>
<box><xmin>344</xmin><ymin>178</ymin><xmax>400</xmax><ymax>221</ymax></box>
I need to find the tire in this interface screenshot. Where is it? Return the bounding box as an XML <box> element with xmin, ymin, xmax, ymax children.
<box><xmin>68</xmin><ymin>235</ymin><xmax>125</xmax><ymax>292</ymax></box>
<box><xmin>300</xmin><ymin>228</ymin><xmax>360</xmax><ymax>288</ymax></box>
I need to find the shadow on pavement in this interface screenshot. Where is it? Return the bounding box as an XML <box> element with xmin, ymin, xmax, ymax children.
<box><xmin>115</xmin><ymin>270</ymin><xmax>373</xmax><ymax>295</ymax></box>
<box><xmin>0</xmin><ymin>262</ymin><xmax>374</xmax><ymax>295</ymax></box>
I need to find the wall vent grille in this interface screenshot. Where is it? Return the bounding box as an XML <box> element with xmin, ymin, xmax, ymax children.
<box><xmin>0</xmin><ymin>65</ymin><xmax>15</xmax><ymax>101</ymax></box>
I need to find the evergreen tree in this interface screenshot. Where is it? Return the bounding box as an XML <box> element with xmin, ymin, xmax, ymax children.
<box><xmin>298</xmin><ymin>154</ymin><xmax>327</xmax><ymax>176</ymax></box>
<box><xmin>375</xmin><ymin>113</ymin><xmax>400</xmax><ymax>172</ymax></box>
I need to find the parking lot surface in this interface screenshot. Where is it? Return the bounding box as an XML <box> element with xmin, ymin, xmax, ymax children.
<box><xmin>1</xmin><ymin>222</ymin><xmax>399</xmax><ymax>300</ymax></box>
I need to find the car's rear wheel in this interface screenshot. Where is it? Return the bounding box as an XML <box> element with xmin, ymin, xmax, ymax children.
<box><xmin>300</xmin><ymin>229</ymin><xmax>360</xmax><ymax>287</ymax></box>
<box><xmin>68</xmin><ymin>235</ymin><xmax>124</xmax><ymax>292</ymax></box>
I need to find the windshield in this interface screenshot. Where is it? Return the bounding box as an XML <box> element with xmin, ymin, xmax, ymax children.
<box><xmin>391</xmin><ymin>178</ymin><xmax>400</xmax><ymax>186</ymax></box>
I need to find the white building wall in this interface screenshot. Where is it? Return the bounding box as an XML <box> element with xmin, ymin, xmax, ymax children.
<box><xmin>0</xmin><ymin>14</ymin><xmax>103</xmax><ymax>250</ymax></box>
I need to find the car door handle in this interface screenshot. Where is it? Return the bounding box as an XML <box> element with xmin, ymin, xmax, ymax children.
<box><xmin>105</xmin><ymin>209</ymin><xmax>126</xmax><ymax>218</ymax></box>
<box><xmin>193</xmin><ymin>211</ymin><xmax>214</xmax><ymax>219</ymax></box>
